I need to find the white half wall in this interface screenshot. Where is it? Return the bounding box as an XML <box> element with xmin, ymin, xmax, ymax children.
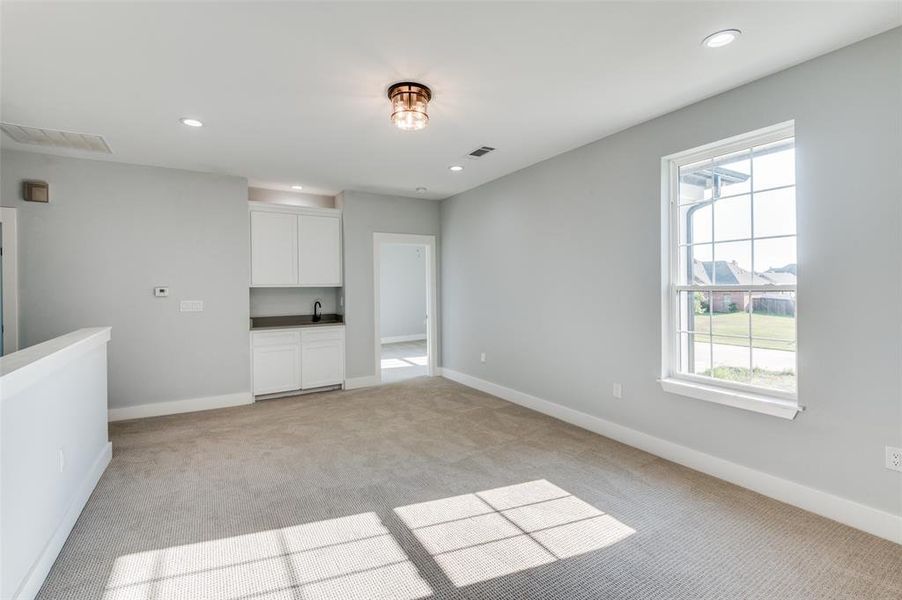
<box><xmin>440</xmin><ymin>30</ymin><xmax>902</xmax><ymax>518</ymax></box>
<box><xmin>0</xmin><ymin>328</ymin><xmax>112</xmax><ymax>600</ymax></box>
<box><xmin>379</xmin><ymin>244</ymin><xmax>427</xmax><ymax>341</ymax></box>
<box><xmin>0</xmin><ymin>151</ymin><xmax>251</xmax><ymax>412</ymax></box>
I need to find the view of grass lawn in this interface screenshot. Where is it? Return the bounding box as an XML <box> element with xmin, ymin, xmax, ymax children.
<box><xmin>704</xmin><ymin>366</ymin><xmax>796</xmax><ymax>393</ymax></box>
<box><xmin>694</xmin><ymin>311</ymin><xmax>795</xmax><ymax>350</ymax></box>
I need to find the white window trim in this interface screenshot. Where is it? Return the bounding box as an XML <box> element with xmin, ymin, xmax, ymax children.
<box><xmin>659</xmin><ymin>121</ymin><xmax>801</xmax><ymax>420</ymax></box>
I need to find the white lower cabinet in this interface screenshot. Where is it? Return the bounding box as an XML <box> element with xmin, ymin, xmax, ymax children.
<box><xmin>300</xmin><ymin>328</ymin><xmax>346</xmax><ymax>389</ymax></box>
<box><xmin>251</xmin><ymin>326</ymin><xmax>344</xmax><ymax>396</ymax></box>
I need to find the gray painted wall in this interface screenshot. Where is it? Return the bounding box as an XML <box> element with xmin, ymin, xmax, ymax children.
<box><xmin>0</xmin><ymin>150</ymin><xmax>251</xmax><ymax>409</ymax></box>
<box><xmin>249</xmin><ymin>288</ymin><xmax>340</xmax><ymax>318</ymax></box>
<box><xmin>337</xmin><ymin>191</ymin><xmax>440</xmax><ymax>379</ymax></box>
<box><xmin>441</xmin><ymin>29</ymin><xmax>902</xmax><ymax>514</ymax></box>
<box><xmin>248</xmin><ymin>187</ymin><xmax>335</xmax><ymax>209</ymax></box>
<box><xmin>380</xmin><ymin>244</ymin><xmax>427</xmax><ymax>340</ymax></box>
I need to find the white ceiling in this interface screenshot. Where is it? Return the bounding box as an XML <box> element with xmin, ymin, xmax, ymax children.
<box><xmin>1</xmin><ymin>2</ymin><xmax>899</xmax><ymax>200</ymax></box>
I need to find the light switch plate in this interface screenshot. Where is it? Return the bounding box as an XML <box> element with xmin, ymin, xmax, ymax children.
<box><xmin>180</xmin><ymin>300</ymin><xmax>204</xmax><ymax>312</ymax></box>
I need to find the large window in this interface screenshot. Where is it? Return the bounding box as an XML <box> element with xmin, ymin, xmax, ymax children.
<box><xmin>662</xmin><ymin>123</ymin><xmax>798</xmax><ymax>416</ymax></box>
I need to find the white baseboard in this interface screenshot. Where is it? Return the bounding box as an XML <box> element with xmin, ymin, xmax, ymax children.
<box><xmin>381</xmin><ymin>334</ymin><xmax>427</xmax><ymax>344</ymax></box>
<box><xmin>344</xmin><ymin>375</ymin><xmax>381</xmax><ymax>390</ymax></box>
<box><xmin>108</xmin><ymin>392</ymin><xmax>253</xmax><ymax>422</ymax></box>
<box><xmin>15</xmin><ymin>441</ymin><xmax>112</xmax><ymax>600</ymax></box>
<box><xmin>441</xmin><ymin>368</ymin><xmax>902</xmax><ymax>545</ymax></box>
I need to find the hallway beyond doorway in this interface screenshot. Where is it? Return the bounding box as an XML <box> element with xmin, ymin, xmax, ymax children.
<box><xmin>380</xmin><ymin>339</ymin><xmax>427</xmax><ymax>383</ymax></box>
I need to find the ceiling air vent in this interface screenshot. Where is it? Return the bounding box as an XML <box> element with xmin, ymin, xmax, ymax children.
<box><xmin>467</xmin><ymin>145</ymin><xmax>496</xmax><ymax>159</ymax></box>
<box><xmin>0</xmin><ymin>123</ymin><xmax>112</xmax><ymax>153</ymax></box>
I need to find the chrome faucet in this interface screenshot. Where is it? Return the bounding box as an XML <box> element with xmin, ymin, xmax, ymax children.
<box><xmin>313</xmin><ymin>300</ymin><xmax>322</xmax><ymax>322</ymax></box>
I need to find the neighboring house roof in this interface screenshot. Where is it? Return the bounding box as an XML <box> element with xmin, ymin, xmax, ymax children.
<box><xmin>694</xmin><ymin>260</ymin><xmax>769</xmax><ymax>286</ymax></box>
<box><xmin>761</xmin><ymin>270</ymin><xmax>797</xmax><ymax>285</ymax></box>
<box><xmin>691</xmin><ymin>260</ymin><xmax>798</xmax><ymax>286</ymax></box>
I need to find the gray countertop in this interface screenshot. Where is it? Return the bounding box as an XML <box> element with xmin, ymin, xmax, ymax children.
<box><xmin>250</xmin><ymin>314</ymin><xmax>344</xmax><ymax>330</ymax></box>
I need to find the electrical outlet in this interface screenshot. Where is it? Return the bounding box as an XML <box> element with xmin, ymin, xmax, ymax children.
<box><xmin>179</xmin><ymin>300</ymin><xmax>204</xmax><ymax>312</ymax></box>
<box><xmin>886</xmin><ymin>446</ymin><xmax>902</xmax><ymax>472</ymax></box>
<box><xmin>612</xmin><ymin>383</ymin><xmax>623</xmax><ymax>399</ymax></box>
<box><xmin>480</xmin><ymin>352</ymin><xmax>486</xmax><ymax>363</ymax></box>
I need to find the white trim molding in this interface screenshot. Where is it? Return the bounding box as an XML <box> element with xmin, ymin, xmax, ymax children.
<box><xmin>659</xmin><ymin>377</ymin><xmax>800</xmax><ymax>420</ymax></box>
<box><xmin>14</xmin><ymin>442</ymin><xmax>111</xmax><ymax>600</ymax></box>
<box><xmin>108</xmin><ymin>392</ymin><xmax>253</xmax><ymax>422</ymax></box>
<box><xmin>344</xmin><ymin>375</ymin><xmax>381</xmax><ymax>390</ymax></box>
<box><xmin>441</xmin><ymin>368</ymin><xmax>902</xmax><ymax>544</ymax></box>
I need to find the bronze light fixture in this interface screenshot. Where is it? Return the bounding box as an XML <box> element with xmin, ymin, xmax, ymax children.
<box><xmin>388</xmin><ymin>82</ymin><xmax>432</xmax><ymax>131</ymax></box>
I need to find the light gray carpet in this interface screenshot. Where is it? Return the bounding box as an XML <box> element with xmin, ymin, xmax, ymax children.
<box><xmin>39</xmin><ymin>377</ymin><xmax>901</xmax><ymax>599</ymax></box>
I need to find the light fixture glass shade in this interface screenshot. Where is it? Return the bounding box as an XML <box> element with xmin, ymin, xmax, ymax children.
<box><xmin>388</xmin><ymin>82</ymin><xmax>432</xmax><ymax>131</ymax></box>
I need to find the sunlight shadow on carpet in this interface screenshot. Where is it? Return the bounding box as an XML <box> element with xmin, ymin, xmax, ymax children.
<box><xmin>394</xmin><ymin>480</ymin><xmax>635</xmax><ymax>587</ymax></box>
<box><xmin>102</xmin><ymin>512</ymin><xmax>432</xmax><ymax>600</ymax></box>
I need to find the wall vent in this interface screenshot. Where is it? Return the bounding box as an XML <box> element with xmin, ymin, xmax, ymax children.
<box><xmin>467</xmin><ymin>145</ymin><xmax>496</xmax><ymax>159</ymax></box>
<box><xmin>0</xmin><ymin>123</ymin><xmax>112</xmax><ymax>153</ymax></box>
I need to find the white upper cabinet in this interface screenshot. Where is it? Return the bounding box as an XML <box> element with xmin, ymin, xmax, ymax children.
<box><xmin>298</xmin><ymin>215</ymin><xmax>342</xmax><ymax>286</ymax></box>
<box><xmin>249</xmin><ymin>203</ymin><xmax>342</xmax><ymax>287</ymax></box>
<box><xmin>250</xmin><ymin>211</ymin><xmax>298</xmax><ymax>286</ymax></box>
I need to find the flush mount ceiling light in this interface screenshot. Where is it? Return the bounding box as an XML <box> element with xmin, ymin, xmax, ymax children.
<box><xmin>449</xmin><ymin>165</ymin><xmax>463</xmax><ymax>172</ymax></box>
<box><xmin>388</xmin><ymin>82</ymin><xmax>432</xmax><ymax>131</ymax></box>
<box><xmin>702</xmin><ymin>29</ymin><xmax>741</xmax><ymax>48</ymax></box>
<box><xmin>291</xmin><ymin>185</ymin><xmax>304</xmax><ymax>190</ymax></box>
<box><xmin>179</xmin><ymin>117</ymin><xmax>204</xmax><ymax>127</ymax></box>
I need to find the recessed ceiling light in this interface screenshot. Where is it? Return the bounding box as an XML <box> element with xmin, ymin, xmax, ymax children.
<box><xmin>291</xmin><ymin>185</ymin><xmax>304</xmax><ymax>190</ymax></box>
<box><xmin>179</xmin><ymin>117</ymin><xmax>204</xmax><ymax>127</ymax></box>
<box><xmin>416</xmin><ymin>187</ymin><xmax>428</xmax><ymax>193</ymax></box>
<box><xmin>702</xmin><ymin>29</ymin><xmax>741</xmax><ymax>48</ymax></box>
<box><xmin>449</xmin><ymin>165</ymin><xmax>464</xmax><ymax>172</ymax></box>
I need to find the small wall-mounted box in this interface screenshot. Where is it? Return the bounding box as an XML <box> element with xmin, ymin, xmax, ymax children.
<box><xmin>23</xmin><ymin>180</ymin><xmax>49</xmax><ymax>203</ymax></box>
<box><xmin>154</xmin><ymin>287</ymin><xmax>170</xmax><ymax>297</ymax></box>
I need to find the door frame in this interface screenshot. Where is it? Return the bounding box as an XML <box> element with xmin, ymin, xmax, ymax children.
<box><xmin>373</xmin><ymin>233</ymin><xmax>437</xmax><ymax>383</ymax></box>
<box><xmin>0</xmin><ymin>207</ymin><xmax>19</xmax><ymax>355</ymax></box>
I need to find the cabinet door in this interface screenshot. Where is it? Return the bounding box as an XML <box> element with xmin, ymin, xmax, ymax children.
<box><xmin>252</xmin><ymin>331</ymin><xmax>301</xmax><ymax>395</ymax></box>
<box><xmin>301</xmin><ymin>330</ymin><xmax>345</xmax><ymax>389</ymax></box>
<box><xmin>298</xmin><ymin>215</ymin><xmax>341</xmax><ymax>286</ymax></box>
<box><xmin>251</xmin><ymin>211</ymin><xmax>298</xmax><ymax>286</ymax></box>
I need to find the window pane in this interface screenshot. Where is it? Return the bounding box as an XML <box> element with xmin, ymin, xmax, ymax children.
<box><xmin>679</xmin><ymin>202</ymin><xmax>712</xmax><ymax>245</ymax></box>
<box><xmin>713</xmin><ymin>195</ymin><xmax>751</xmax><ymax>241</ymax></box>
<box><xmin>712</xmin><ymin>149</ymin><xmax>751</xmax><ymax>198</ymax></box>
<box><xmin>711</xmin><ymin>335</ymin><xmax>751</xmax><ymax>384</ymax></box>
<box><xmin>712</xmin><ymin>240</ymin><xmax>752</xmax><ymax>284</ymax></box>
<box><xmin>751</xmin><ymin>292</ymin><xmax>796</xmax><ymax>345</ymax></box>
<box><xmin>711</xmin><ymin>292</ymin><xmax>749</xmax><ymax>338</ymax></box>
<box><xmin>680</xmin><ymin>332</ymin><xmax>711</xmax><ymax>376</ymax></box>
<box><xmin>753</xmin><ymin>187</ymin><xmax>796</xmax><ymax>238</ymax></box>
<box><xmin>681</xmin><ymin>243</ymin><xmax>712</xmax><ymax>286</ymax></box>
<box><xmin>752</xmin><ymin>347</ymin><xmax>796</xmax><ymax>392</ymax></box>
<box><xmin>751</xmin><ymin>292</ymin><xmax>796</xmax><ymax>392</ymax></box>
<box><xmin>753</xmin><ymin>236</ymin><xmax>796</xmax><ymax>279</ymax></box>
<box><xmin>679</xmin><ymin>291</ymin><xmax>710</xmax><ymax>332</ymax></box>
<box><xmin>753</xmin><ymin>139</ymin><xmax>795</xmax><ymax>191</ymax></box>
<box><xmin>679</xmin><ymin>159</ymin><xmax>713</xmax><ymax>204</ymax></box>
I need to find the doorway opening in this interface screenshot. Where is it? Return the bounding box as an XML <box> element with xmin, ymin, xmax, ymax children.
<box><xmin>373</xmin><ymin>233</ymin><xmax>437</xmax><ymax>384</ymax></box>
